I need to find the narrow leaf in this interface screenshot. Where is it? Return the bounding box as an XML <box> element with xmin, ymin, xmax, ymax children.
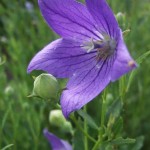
<box><xmin>0</xmin><ymin>56</ymin><xmax>6</xmax><ymax>65</ymax></box>
<box><xmin>111</xmin><ymin>137</ymin><xmax>136</xmax><ymax>145</ymax></box>
<box><xmin>1</xmin><ymin>144</ymin><xmax>14</xmax><ymax>150</ymax></box>
<box><xmin>136</xmin><ymin>50</ymin><xmax>150</xmax><ymax>64</ymax></box>
<box><xmin>126</xmin><ymin>50</ymin><xmax>150</xmax><ymax>92</ymax></box>
<box><xmin>112</xmin><ymin>117</ymin><xmax>123</xmax><ymax>137</ymax></box>
<box><xmin>72</xmin><ymin>129</ymin><xmax>84</xmax><ymax>150</ymax></box>
<box><xmin>77</xmin><ymin>110</ymin><xmax>99</xmax><ymax>130</ymax></box>
<box><xmin>106</xmin><ymin>98</ymin><xmax>123</xmax><ymax>119</ymax></box>
<box><xmin>131</xmin><ymin>136</ymin><xmax>144</xmax><ymax>150</ymax></box>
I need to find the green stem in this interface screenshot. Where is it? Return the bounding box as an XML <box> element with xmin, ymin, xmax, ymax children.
<box><xmin>92</xmin><ymin>139</ymin><xmax>102</xmax><ymax>150</ymax></box>
<box><xmin>70</xmin><ymin>115</ymin><xmax>96</xmax><ymax>143</ymax></box>
<box><xmin>84</xmin><ymin>106</ymin><xmax>88</xmax><ymax>150</ymax></box>
<box><xmin>92</xmin><ymin>90</ymin><xmax>107</xmax><ymax>150</ymax></box>
<box><xmin>101</xmin><ymin>91</ymin><xmax>107</xmax><ymax>128</ymax></box>
<box><xmin>119</xmin><ymin>76</ymin><xmax>126</xmax><ymax>103</ymax></box>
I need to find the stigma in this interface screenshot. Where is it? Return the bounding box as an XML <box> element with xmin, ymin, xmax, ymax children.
<box><xmin>83</xmin><ymin>36</ymin><xmax>116</xmax><ymax>60</ymax></box>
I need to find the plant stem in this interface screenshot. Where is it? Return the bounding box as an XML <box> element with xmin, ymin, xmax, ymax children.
<box><xmin>119</xmin><ymin>76</ymin><xmax>126</xmax><ymax>103</ymax></box>
<box><xmin>101</xmin><ymin>91</ymin><xmax>107</xmax><ymax>128</ymax></box>
<box><xmin>70</xmin><ymin>115</ymin><xmax>96</xmax><ymax>143</ymax></box>
<box><xmin>84</xmin><ymin>105</ymin><xmax>88</xmax><ymax>150</ymax></box>
<box><xmin>92</xmin><ymin>90</ymin><xmax>107</xmax><ymax>150</ymax></box>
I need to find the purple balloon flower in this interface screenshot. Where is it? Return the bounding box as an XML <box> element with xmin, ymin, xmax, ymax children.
<box><xmin>43</xmin><ymin>129</ymin><xmax>72</xmax><ymax>150</ymax></box>
<box><xmin>28</xmin><ymin>0</ymin><xmax>137</xmax><ymax>118</ymax></box>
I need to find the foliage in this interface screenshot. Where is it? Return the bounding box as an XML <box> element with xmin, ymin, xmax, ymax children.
<box><xmin>0</xmin><ymin>0</ymin><xmax>150</xmax><ymax>149</ymax></box>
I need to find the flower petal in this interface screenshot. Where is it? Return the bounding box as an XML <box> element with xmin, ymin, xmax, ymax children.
<box><xmin>38</xmin><ymin>0</ymin><xmax>100</xmax><ymax>41</ymax></box>
<box><xmin>43</xmin><ymin>129</ymin><xmax>72</xmax><ymax>150</ymax></box>
<box><xmin>111</xmin><ymin>36</ymin><xmax>137</xmax><ymax>81</ymax></box>
<box><xmin>85</xmin><ymin>0</ymin><xmax>120</xmax><ymax>39</ymax></box>
<box><xmin>27</xmin><ymin>39</ymin><xmax>97</xmax><ymax>78</ymax></box>
<box><xmin>61</xmin><ymin>57</ymin><xmax>115</xmax><ymax>118</ymax></box>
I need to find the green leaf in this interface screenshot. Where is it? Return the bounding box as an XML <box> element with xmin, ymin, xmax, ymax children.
<box><xmin>1</xmin><ymin>144</ymin><xmax>14</xmax><ymax>150</ymax></box>
<box><xmin>72</xmin><ymin>129</ymin><xmax>84</xmax><ymax>150</ymax></box>
<box><xmin>77</xmin><ymin>110</ymin><xmax>99</xmax><ymax>130</ymax></box>
<box><xmin>136</xmin><ymin>50</ymin><xmax>150</xmax><ymax>64</ymax></box>
<box><xmin>0</xmin><ymin>56</ymin><xmax>6</xmax><ymax>65</ymax></box>
<box><xmin>106</xmin><ymin>98</ymin><xmax>123</xmax><ymax>138</ymax></box>
<box><xmin>112</xmin><ymin>117</ymin><xmax>123</xmax><ymax>137</ymax></box>
<box><xmin>131</xmin><ymin>136</ymin><xmax>144</xmax><ymax>150</ymax></box>
<box><xmin>126</xmin><ymin>50</ymin><xmax>150</xmax><ymax>92</ymax></box>
<box><xmin>111</xmin><ymin>137</ymin><xmax>136</xmax><ymax>145</ymax></box>
<box><xmin>106</xmin><ymin>98</ymin><xmax>123</xmax><ymax>119</ymax></box>
<box><xmin>117</xmin><ymin>136</ymin><xmax>144</xmax><ymax>150</ymax></box>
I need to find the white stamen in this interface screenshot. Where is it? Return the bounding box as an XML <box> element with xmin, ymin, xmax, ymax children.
<box><xmin>82</xmin><ymin>35</ymin><xmax>116</xmax><ymax>60</ymax></box>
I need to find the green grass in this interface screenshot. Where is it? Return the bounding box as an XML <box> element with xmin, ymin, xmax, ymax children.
<box><xmin>0</xmin><ymin>0</ymin><xmax>150</xmax><ymax>149</ymax></box>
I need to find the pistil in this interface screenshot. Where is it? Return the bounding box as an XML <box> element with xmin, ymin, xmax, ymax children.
<box><xmin>83</xmin><ymin>37</ymin><xmax>116</xmax><ymax>61</ymax></box>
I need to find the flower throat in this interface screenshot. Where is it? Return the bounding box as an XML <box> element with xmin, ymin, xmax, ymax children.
<box><xmin>84</xmin><ymin>36</ymin><xmax>116</xmax><ymax>60</ymax></box>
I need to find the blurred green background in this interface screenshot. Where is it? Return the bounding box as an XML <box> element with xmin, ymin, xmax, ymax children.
<box><xmin>0</xmin><ymin>0</ymin><xmax>150</xmax><ymax>149</ymax></box>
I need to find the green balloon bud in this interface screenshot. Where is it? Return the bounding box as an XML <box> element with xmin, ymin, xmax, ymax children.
<box><xmin>116</xmin><ymin>12</ymin><xmax>127</xmax><ymax>30</ymax></box>
<box><xmin>63</xmin><ymin>122</ymin><xmax>73</xmax><ymax>134</ymax></box>
<box><xmin>49</xmin><ymin>110</ymin><xmax>73</xmax><ymax>133</ymax></box>
<box><xmin>0</xmin><ymin>56</ymin><xmax>6</xmax><ymax>65</ymax></box>
<box><xmin>4</xmin><ymin>85</ymin><xmax>14</xmax><ymax>96</ymax></box>
<box><xmin>116</xmin><ymin>12</ymin><xmax>125</xmax><ymax>23</ymax></box>
<box><xmin>33</xmin><ymin>73</ymin><xmax>59</xmax><ymax>100</ymax></box>
<box><xmin>49</xmin><ymin>110</ymin><xmax>66</xmax><ymax>127</ymax></box>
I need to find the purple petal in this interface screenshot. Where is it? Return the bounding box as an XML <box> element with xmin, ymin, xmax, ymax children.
<box><xmin>61</xmin><ymin>57</ymin><xmax>115</xmax><ymax>118</ymax></box>
<box><xmin>43</xmin><ymin>129</ymin><xmax>72</xmax><ymax>150</ymax></box>
<box><xmin>27</xmin><ymin>39</ymin><xmax>97</xmax><ymax>78</ymax></box>
<box><xmin>111</xmin><ymin>34</ymin><xmax>137</xmax><ymax>81</ymax></box>
<box><xmin>85</xmin><ymin>0</ymin><xmax>120</xmax><ymax>39</ymax></box>
<box><xmin>38</xmin><ymin>0</ymin><xmax>100</xmax><ymax>42</ymax></box>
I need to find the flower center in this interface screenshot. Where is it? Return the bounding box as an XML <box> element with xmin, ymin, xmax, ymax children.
<box><xmin>96</xmin><ymin>39</ymin><xmax>116</xmax><ymax>60</ymax></box>
<box><xmin>83</xmin><ymin>36</ymin><xmax>116</xmax><ymax>60</ymax></box>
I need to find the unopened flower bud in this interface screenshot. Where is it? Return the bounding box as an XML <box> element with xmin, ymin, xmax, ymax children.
<box><xmin>33</xmin><ymin>73</ymin><xmax>59</xmax><ymax>100</ymax></box>
<box><xmin>106</xmin><ymin>93</ymin><xmax>113</xmax><ymax>102</ymax></box>
<box><xmin>49</xmin><ymin>110</ymin><xmax>72</xmax><ymax>133</ymax></box>
<box><xmin>116</xmin><ymin>12</ymin><xmax>125</xmax><ymax>22</ymax></box>
<box><xmin>0</xmin><ymin>56</ymin><xmax>6</xmax><ymax>65</ymax></box>
<box><xmin>63</xmin><ymin>122</ymin><xmax>73</xmax><ymax>133</ymax></box>
<box><xmin>4</xmin><ymin>86</ymin><xmax>14</xmax><ymax>96</ymax></box>
<box><xmin>116</xmin><ymin>12</ymin><xmax>127</xmax><ymax>30</ymax></box>
<box><xmin>49</xmin><ymin>110</ymin><xmax>66</xmax><ymax>127</ymax></box>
